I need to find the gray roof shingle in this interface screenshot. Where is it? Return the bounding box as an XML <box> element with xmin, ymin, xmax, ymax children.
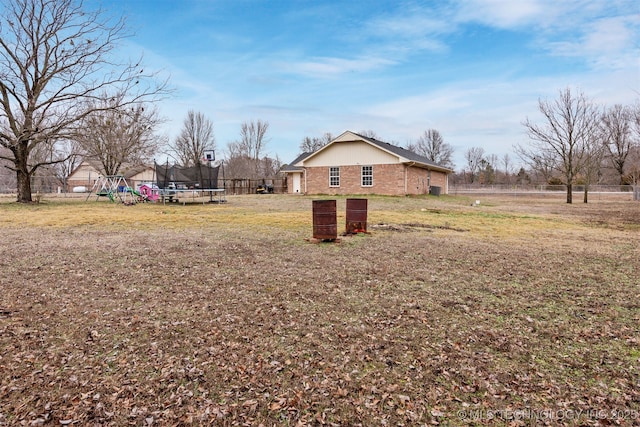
<box><xmin>353</xmin><ymin>132</ymin><xmax>453</xmax><ymax>172</ymax></box>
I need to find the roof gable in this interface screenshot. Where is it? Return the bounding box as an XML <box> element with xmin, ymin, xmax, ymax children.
<box><xmin>304</xmin><ymin>139</ymin><xmax>399</xmax><ymax>167</ymax></box>
<box><xmin>67</xmin><ymin>160</ymin><xmax>102</xmax><ymax>180</ymax></box>
<box><xmin>294</xmin><ymin>131</ymin><xmax>453</xmax><ymax>173</ymax></box>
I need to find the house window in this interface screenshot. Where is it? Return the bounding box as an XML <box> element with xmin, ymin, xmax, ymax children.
<box><xmin>329</xmin><ymin>167</ymin><xmax>340</xmax><ymax>187</ymax></box>
<box><xmin>361</xmin><ymin>166</ymin><xmax>373</xmax><ymax>187</ymax></box>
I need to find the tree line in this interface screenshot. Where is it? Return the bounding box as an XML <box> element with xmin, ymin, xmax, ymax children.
<box><xmin>517</xmin><ymin>88</ymin><xmax>640</xmax><ymax>203</ymax></box>
<box><xmin>454</xmin><ymin>89</ymin><xmax>640</xmax><ymax>204</ymax></box>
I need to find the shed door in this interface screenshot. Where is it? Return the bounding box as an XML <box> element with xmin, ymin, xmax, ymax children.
<box><xmin>292</xmin><ymin>173</ymin><xmax>301</xmax><ymax>193</ymax></box>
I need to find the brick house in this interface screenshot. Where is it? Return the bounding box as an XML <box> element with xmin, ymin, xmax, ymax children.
<box><xmin>282</xmin><ymin>131</ymin><xmax>453</xmax><ymax>195</ymax></box>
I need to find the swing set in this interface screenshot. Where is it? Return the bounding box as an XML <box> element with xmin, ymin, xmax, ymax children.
<box><xmin>85</xmin><ymin>175</ymin><xmax>148</xmax><ymax>204</ymax></box>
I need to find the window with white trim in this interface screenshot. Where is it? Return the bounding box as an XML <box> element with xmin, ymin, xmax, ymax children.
<box><xmin>329</xmin><ymin>167</ymin><xmax>340</xmax><ymax>187</ymax></box>
<box><xmin>361</xmin><ymin>165</ymin><xmax>373</xmax><ymax>187</ymax></box>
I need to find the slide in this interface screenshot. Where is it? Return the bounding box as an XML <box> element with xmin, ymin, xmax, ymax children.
<box><xmin>127</xmin><ymin>187</ymin><xmax>150</xmax><ymax>202</ymax></box>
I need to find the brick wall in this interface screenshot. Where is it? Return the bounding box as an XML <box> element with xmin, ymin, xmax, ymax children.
<box><xmin>405</xmin><ymin>166</ymin><xmax>448</xmax><ymax>195</ymax></box>
<box><xmin>304</xmin><ymin>164</ymin><xmax>448</xmax><ymax>195</ymax></box>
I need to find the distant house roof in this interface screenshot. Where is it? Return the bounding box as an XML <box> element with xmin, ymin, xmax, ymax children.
<box><xmin>68</xmin><ymin>160</ymin><xmax>154</xmax><ymax>179</ymax></box>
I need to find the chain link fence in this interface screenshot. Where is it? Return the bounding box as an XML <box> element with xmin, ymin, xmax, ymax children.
<box><xmin>0</xmin><ymin>174</ymin><xmax>289</xmax><ymax>196</ymax></box>
<box><xmin>451</xmin><ymin>184</ymin><xmax>638</xmax><ymax>199</ymax></box>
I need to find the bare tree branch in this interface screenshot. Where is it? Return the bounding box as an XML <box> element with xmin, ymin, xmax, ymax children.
<box><xmin>75</xmin><ymin>94</ymin><xmax>165</xmax><ymax>176</ymax></box>
<box><xmin>516</xmin><ymin>88</ymin><xmax>600</xmax><ymax>203</ymax></box>
<box><xmin>0</xmin><ymin>0</ymin><xmax>170</xmax><ymax>202</ymax></box>
<box><xmin>228</xmin><ymin>120</ymin><xmax>269</xmax><ymax>177</ymax></box>
<box><xmin>299</xmin><ymin>132</ymin><xmax>332</xmax><ymax>154</ymax></box>
<box><xmin>464</xmin><ymin>146</ymin><xmax>484</xmax><ymax>184</ymax></box>
<box><xmin>170</xmin><ymin>110</ymin><xmax>216</xmax><ymax>167</ymax></box>
<box><xmin>601</xmin><ymin>104</ymin><xmax>633</xmax><ymax>184</ymax></box>
<box><xmin>407</xmin><ymin>129</ymin><xmax>454</xmax><ymax>169</ymax></box>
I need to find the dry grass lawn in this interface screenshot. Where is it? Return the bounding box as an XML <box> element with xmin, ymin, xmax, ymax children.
<box><xmin>0</xmin><ymin>193</ymin><xmax>639</xmax><ymax>426</ymax></box>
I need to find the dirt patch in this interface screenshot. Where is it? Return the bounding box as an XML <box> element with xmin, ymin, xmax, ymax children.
<box><xmin>0</xmin><ymin>194</ymin><xmax>639</xmax><ymax>426</ymax></box>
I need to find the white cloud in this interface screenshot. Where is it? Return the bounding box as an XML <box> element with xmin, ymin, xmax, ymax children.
<box><xmin>364</xmin><ymin>5</ymin><xmax>453</xmax><ymax>45</ymax></box>
<box><xmin>545</xmin><ymin>15</ymin><xmax>639</xmax><ymax>69</ymax></box>
<box><xmin>115</xmin><ymin>0</ymin><xmax>640</xmax><ymax>170</ymax></box>
<box><xmin>452</xmin><ymin>0</ymin><xmax>619</xmax><ymax>31</ymax></box>
<box><xmin>339</xmin><ymin>4</ymin><xmax>454</xmax><ymax>66</ymax></box>
<box><xmin>454</xmin><ymin>0</ymin><xmax>543</xmax><ymax>28</ymax></box>
<box><xmin>450</xmin><ymin>0</ymin><xmax>640</xmax><ymax>72</ymax></box>
<box><xmin>285</xmin><ymin>56</ymin><xmax>396</xmax><ymax>79</ymax></box>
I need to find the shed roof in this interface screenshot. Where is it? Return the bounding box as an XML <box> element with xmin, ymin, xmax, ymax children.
<box><xmin>280</xmin><ymin>152</ymin><xmax>312</xmax><ymax>172</ymax></box>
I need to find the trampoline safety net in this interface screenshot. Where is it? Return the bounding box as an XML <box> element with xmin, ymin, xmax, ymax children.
<box><xmin>155</xmin><ymin>162</ymin><xmax>220</xmax><ymax>190</ymax></box>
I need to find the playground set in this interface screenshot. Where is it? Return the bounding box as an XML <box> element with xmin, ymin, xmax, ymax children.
<box><xmin>86</xmin><ymin>161</ymin><xmax>223</xmax><ymax>205</ymax></box>
<box><xmin>85</xmin><ymin>175</ymin><xmax>150</xmax><ymax>204</ymax></box>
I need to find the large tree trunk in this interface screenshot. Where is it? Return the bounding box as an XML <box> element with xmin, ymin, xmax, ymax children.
<box><xmin>566</xmin><ymin>183</ymin><xmax>573</xmax><ymax>204</ymax></box>
<box><xmin>14</xmin><ymin>142</ymin><xmax>33</xmax><ymax>203</ymax></box>
<box><xmin>16</xmin><ymin>167</ymin><xmax>33</xmax><ymax>203</ymax></box>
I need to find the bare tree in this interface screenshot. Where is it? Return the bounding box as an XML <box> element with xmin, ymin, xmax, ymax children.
<box><xmin>299</xmin><ymin>132</ymin><xmax>332</xmax><ymax>154</ymax></box>
<box><xmin>222</xmin><ymin>152</ymin><xmax>252</xmax><ymax>179</ymax></box>
<box><xmin>242</xmin><ymin>120</ymin><xmax>269</xmax><ymax>163</ymax></box>
<box><xmin>464</xmin><ymin>147</ymin><xmax>484</xmax><ymax>184</ymax></box>
<box><xmin>581</xmin><ymin>131</ymin><xmax>606</xmax><ymax>203</ymax></box>
<box><xmin>408</xmin><ymin>129</ymin><xmax>454</xmax><ymax>169</ymax></box>
<box><xmin>170</xmin><ymin>111</ymin><xmax>215</xmax><ymax>167</ymax></box>
<box><xmin>518</xmin><ymin>88</ymin><xmax>600</xmax><ymax>203</ymax></box>
<box><xmin>260</xmin><ymin>154</ymin><xmax>282</xmax><ymax>177</ymax></box>
<box><xmin>601</xmin><ymin>104</ymin><xmax>633</xmax><ymax>184</ymax></box>
<box><xmin>75</xmin><ymin>96</ymin><xmax>164</xmax><ymax>176</ymax></box>
<box><xmin>223</xmin><ymin>150</ymin><xmax>281</xmax><ymax>179</ymax></box>
<box><xmin>0</xmin><ymin>0</ymin><xmax>168</xmax><ymax>202</ymax></box>
<box><xmin>226</xmin><ymin>120</ymin><xmax>269</xmax><ymax>177</ymax></box>
<box><xmin>514</xmin><ymin>145</ymin><xmax>557</xmax><ymax>184</ymax></box>
<box><xmin>501</xmin><ymin>153</ymin><xmax>514</xmax><ymax>184</ymax></box>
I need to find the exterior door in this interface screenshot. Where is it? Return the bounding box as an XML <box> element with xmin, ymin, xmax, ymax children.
<box><xmin>293</xmin><ymin>173</ymin><xmax>301</xmax><ymax>193</ymax></box>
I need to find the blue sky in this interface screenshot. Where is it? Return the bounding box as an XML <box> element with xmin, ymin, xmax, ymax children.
<box><xmin>100</xmin><ymin>0</ymin><xmax>638</xmax><ymax>170</ymax></box>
